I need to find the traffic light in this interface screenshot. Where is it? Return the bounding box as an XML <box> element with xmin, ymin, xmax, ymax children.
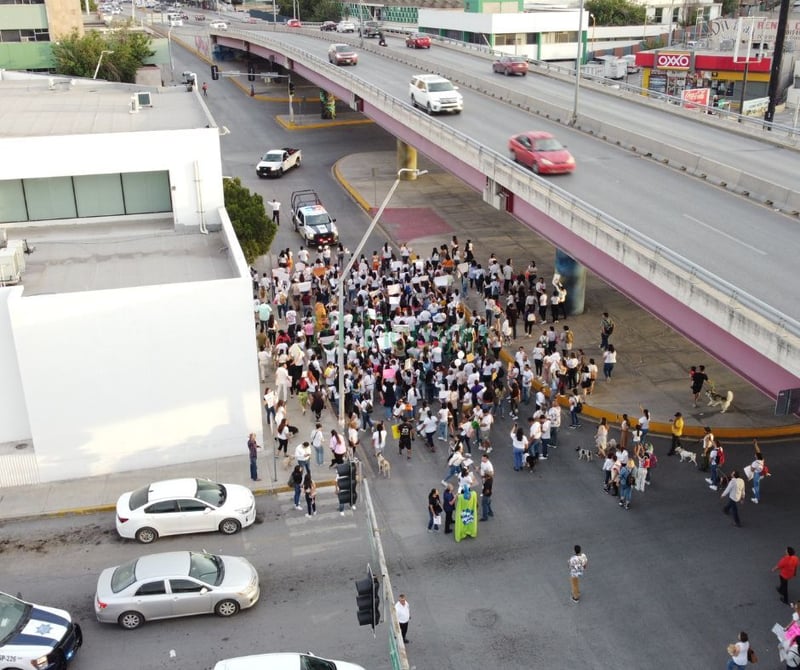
<box><xmin>356</xmin><ymin>569</ymin><xmax>380</xmax><ymax>627</ymax></box>
<box><xmin>210</xmin><ymin>65</ymin><xmax>219</xmax><ymax>81</ymax></box>
<box><xmin>337</xmin><ymin>461</ymin><xmax>357</xmax><ymax>508</ymax></box>
<box><xmin>247</xmin><ymin>65</ymin><xmax>255</xmax><ymax>82</ymax></box>
<box><xmin>288</xmin><ymin>81</ymin><xmax>295</xmax><ymax>96</ymax></box>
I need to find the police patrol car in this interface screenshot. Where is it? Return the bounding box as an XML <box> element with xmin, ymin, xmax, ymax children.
<box><xmin>0</xmin><ymin>591</ymin><xmax>82</xmax><ymax>669</ymax></box>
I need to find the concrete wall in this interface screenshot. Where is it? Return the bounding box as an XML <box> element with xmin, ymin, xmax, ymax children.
<box><xmin>0</xmin><ymin>287</ymin><xmax>32</xmax><ymax>445</ymax></box>
<box><xmin>7</xmin><ymin>257</ymin><xmax>260</xmax><ymax>483</ymax></box>
<box><xmin>0</xmin><ymin>128</ymin><xmax>224</xmax><ymax>231</ymax></box>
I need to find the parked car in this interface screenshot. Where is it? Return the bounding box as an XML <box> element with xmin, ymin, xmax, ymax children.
<box><xmin>286</xmin><ymin>18</ymin><xmax>301</xmax><ymax>27</ymax></box>
<box><xmin>115</xmin><ymin>477</ymin><xmax>257</xmax><ymax>544</ymax></box>
<box><xmin>209</xmin><ymin>20</ymin><xmax>227</xmax><ymax>29</ymax></box>
<box><xmin>256</xmin><ymin>147</ymin><xmax>302</xmax><ymax>177</ymax></box>
<box><xmin>328</xmin><ymin>43</ymin><xmax>358</xmax><ymax>66</ymax></box>
<box><xmin>492</xmin><ymin>55</ymin><xmax>528</xmax><ymax>76</ymax></box>
<box><xmin>320</xmin><ymin>20</ymin><xmax>337</xmax><ymax>31</ymax></box>
<box><xmin>409</xmin><ymin>74</ymin><xmax>462</xmax><ymax>114</ymax></box>
<box><xmin>0</xmin><ymin>590</ymin><xmax>83</xmax><ymax>668</ymax></box>
<box><xmin>94</xmin><ymin>551</ymin><xmax>260</xmax><ymax>629</ymax></box>
<box><xmin>508</xmin><ymin>131</ymin><xmax>575</xmax><ymax>175</ymax></box>
<box><xmin>214</xmin><ymin>652</ymin><xmax>367</xmax><ymax>670</ymax></box>
<box><xmin>336</xmin><ymin>20</ymin><xmax>355</xmax><ymax>32</ymax></box>
<box><xmin>405</xmin><ymin>32</ymin><xmax>431</xmax><ymax>48</ymax></box>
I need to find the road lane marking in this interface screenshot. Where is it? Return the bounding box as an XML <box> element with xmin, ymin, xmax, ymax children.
<box><xmin>683</xmin><ymin>214</ymin><xmax>767</xmax><ymax>256</ymax></box>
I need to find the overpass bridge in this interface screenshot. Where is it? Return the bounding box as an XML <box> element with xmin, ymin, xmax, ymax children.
<box><xmin>213</xmin><ymin>26</ymin><xmax>800</xmax><ymax>407</ymax></box>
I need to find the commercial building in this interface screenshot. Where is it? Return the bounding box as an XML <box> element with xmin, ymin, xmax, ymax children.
<box><xmin>0</xmin><ymin>74</ymin><xmax>261</xmax><ymax>486</ymax></box>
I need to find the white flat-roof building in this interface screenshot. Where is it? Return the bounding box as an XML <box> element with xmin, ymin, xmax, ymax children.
<box><xmin>0</xmin><ymin>74</ymin><xmax>262</xmax><ymax>486</ymax></box>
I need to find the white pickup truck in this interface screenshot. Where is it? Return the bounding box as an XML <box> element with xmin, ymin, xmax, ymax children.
<box><xmin>256</xmin><ymin>147</ymin><xmax>302</xmax><ymax>178</ymax></box>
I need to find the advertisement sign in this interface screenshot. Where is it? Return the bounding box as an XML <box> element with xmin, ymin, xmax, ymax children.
<box><xmin>648</xmin><ymin>72</ymin><xmax>667</xmax><ymax>94</ymax></box>
<box><xmin>682</xmin><ymin>87</ymin><xmax>711</xmax><ymax>109</ymax></box>
<box><xmin>742</xmin><ymin>97</ymin><xmax>769</xmax><ymax>117</ymax></box>
<box><xmin>655</xmin><ymin>52</ymin><xmax>692</xmax><ymax>70</ymax></box>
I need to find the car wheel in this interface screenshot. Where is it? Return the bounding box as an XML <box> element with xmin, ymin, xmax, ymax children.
<box><xmin>410</xmin><ymin>94</ymin><xmax>416</xmax><ymax>108</ymax></box>
<box><xmin>219</xmin><ymin>518</ymin><xmax>241</xmax><ymax>535</ymax></box>
<box><xmin>532</xmin><ymin>162</ymin><xmax>540</xmax><ymax>174</ymax></box>
<box><xmin>277</xmin><ymin>167</ymin><xmax>284</xmax><ymax>177</ymax></box>
<box><xmin>135</xmin><ymin>527</ymin><xmax>158</xmax><ymax>544</ymax></box>
<box><xmin>426</xmin><ymin>102</ymin><xmax>432</xmax><ymax>115</ymax></box>
<box><xmin>118</xmin><ymin>611</ymin><xmax>144</xmax><ymax>629</ymax></box>
<box><xmin>296</xmin><ymin>156</ymin><xmax>301</xmax><ymax>167</ymax></box>
<box><xmin>510</xmin><ymin>150</ymin><xmax>517</xmax><ymax>163</ymax></box>
<box><xmin>504</xmin><ymin>68</ymin><xmax>510</xmax><ymax>76</ymax></box>
<box><xmin>215</xmin><ymin>599</ymin><xmax>240</xmax><ymax>617</ymax></box>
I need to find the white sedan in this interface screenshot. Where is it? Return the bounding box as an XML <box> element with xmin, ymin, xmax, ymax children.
<box><xmin>336</xmin><ymin>20</ymin><xmax>355</xmax><ymax>32</ymax></box>
<box><xmin>115</xmin><ymin>477</ymin><xmax>256</xmax><ymax>544</ymax></box>
<box><xmin>209</xmin><ymin>19</ymin><xmax>227</xmax><ymax>29</ymax></box>
<box><xmin>214</xmin><ymin>652</ymin><xmax>366</xmax><ymax>670</ymax></box>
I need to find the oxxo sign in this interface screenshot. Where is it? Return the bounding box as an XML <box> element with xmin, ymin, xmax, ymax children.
<box><xmin>655</xmin><ymin>52</ymin><xmax>692</xmax><ymax>70</ymax></box>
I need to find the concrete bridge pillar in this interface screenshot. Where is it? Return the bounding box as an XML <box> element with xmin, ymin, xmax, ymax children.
<box><xmin>555</xmin><ymin>249</ymin><xmax>587</xmax><ymax>316</ymax></box>
<box><xmin>397</xmin><ymin>140</ymin><xmax>418</xmax><ymax>180</ymax></box>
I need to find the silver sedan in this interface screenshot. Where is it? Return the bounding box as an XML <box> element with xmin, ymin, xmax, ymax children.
<box><xmin>94</xmin><ymin>551</ymin><xmax>260</xmax><ymax>629</ymax></box>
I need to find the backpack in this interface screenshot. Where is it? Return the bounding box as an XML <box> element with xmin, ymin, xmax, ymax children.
<box><xmin>648</xmin><ymin>450</ymin><xmax>658</xmax><ymax>469</ymax></box>
<box><xmin>626</xmin><ymin>468</ymin><xmax>636</xmax><ymax>487</ymax></box>
<box><xmin>575</xmin><ymin>401</ymin><xmax>583</xmax><ymax>414</ymax></box>
<box><xmin>716</xmin><ymin>444</ymin><xmax>726</xmax><ymax>466</ymax></box>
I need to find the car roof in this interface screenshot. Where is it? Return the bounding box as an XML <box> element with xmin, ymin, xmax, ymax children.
<box><xmin>331</xmin><ymin>43</ymin><xmax>352</xmax><ymax>49</ymax></box>
<box><xmin>134</xmin><ymin>551</ymin><xmax>191</xmax><ymax>580</ymax></box>
<box><xmin>413</xmin><ymin>74</ymin><xmax>446</xmax><ymax>82</ymax></box>
<box><xmin>147</xmin><ymin>478</ymin><xmax>199</xmax><ymax>500</ymax></box>
<box><xmin>299</xmin><ymin>205</ymin><xmax>328</xmax><ymax>214</ymax></box>
<box><xmin>216</xmin><ymin>654</ymin><xmax>300</xmax><ymax>670</ymax></box>
<box><xmin>520</xmin><ymin>131</ymin><xmax>555</xmax><ymax>140</ymax></box>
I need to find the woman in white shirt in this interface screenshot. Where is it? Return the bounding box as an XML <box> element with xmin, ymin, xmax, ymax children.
<box><xmin>511</xmin><ymin>425</ymin><xmax>528</xmax><ymax>471</ymax></box>
<box><xmin>602</xmin><ymin>345</ymin><xmax>617</xmax><ymax>380</ymax></box>
<box><xmin>726</xmin><ymin>631</ymin><xmax>750</xmax><ymax>670</ymax></box>
<box><xmin>595</xmin><ymin>417</ymin><xmax>609</xmax><ymax>457</ymax></box>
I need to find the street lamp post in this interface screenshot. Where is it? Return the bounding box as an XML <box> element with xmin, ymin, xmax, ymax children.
<box><xmin>570</xmin><ymin>0</ymin><xmax>586</xmax><ymax>126</ymax></box>
<box><xmin>167</xmin><ymin>28</ymin><xmax>174</xmax><ymax>82</ymax></box>
<box><xmin>92</xmin><ymin>50</ymin><xmax>114</xmax><ymax>80</ymax></box>
<box><xmin>336</xmin><ymin>168</ymin><xmax>427</xmax><ymax>427</ymax></box>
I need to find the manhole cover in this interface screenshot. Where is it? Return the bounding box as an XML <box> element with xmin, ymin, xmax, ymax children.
<box><xmin>467</xmin><ymin>608</ymin><xmax>497</xmax><ymax>628</ymax></box>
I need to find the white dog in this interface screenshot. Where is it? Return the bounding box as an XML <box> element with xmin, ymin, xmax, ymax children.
<box><xmin>376</xmin><ymin>453</ymin><xmax>392</xmax><ymax>479</ymax></box>
<box><xmin>706</xmin><ymin>388</ymin><xmax>734</xmax><ymax>413</ymax></box>
<box><xmin>576</xmin><ymin>447</ymin><xmax>593</xmax><ymax>462</ymax></box>
<box><xmin>675</xmin><ymin>447</ymin><xmax>697</xmax><ymax>466</ymax></box>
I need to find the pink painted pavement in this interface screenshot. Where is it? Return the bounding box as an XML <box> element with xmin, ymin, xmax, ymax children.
<box><xmin>370</xmin><ymin>207</ymin><xmax>453</xmax><ymax>242</ymax></box>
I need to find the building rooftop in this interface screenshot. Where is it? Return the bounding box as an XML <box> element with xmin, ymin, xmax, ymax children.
<box><xmin>12</xmin><ymin>220</ymin><xmax>237</xmax><ymax>296</ymax></box>
<box><xmin>0</xmin><ymin>76</ymin><xmax>212</xmax><ymax>138</ymax></box>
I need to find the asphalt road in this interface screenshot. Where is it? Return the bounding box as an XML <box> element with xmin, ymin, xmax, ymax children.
<box><xmin>236</xmin><ymin>30</ymin><xmax>800</xmax><ymax>323</ymax></box>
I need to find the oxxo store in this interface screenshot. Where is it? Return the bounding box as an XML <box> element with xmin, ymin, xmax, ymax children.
<box><xmin>636</xmin><ymin>50</ymin><xmax>772</xmax><ymax>109</ymax></box>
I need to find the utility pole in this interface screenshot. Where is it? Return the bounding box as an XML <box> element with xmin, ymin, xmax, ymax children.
<box><xmin>765</xmin><ymin>0</ymin><xmax>791</xmax><ymax>124</ymax></box>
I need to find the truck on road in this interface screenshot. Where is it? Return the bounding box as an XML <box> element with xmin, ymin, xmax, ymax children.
<box><xmin>291</xmin><ymin>190</ymin><xmax>339</xmax><ymax>248</ymax></box>
<box><xmin>256</xmin><ymin>147</ymin><xmax>302</xmax><ymax>178</ymax></box>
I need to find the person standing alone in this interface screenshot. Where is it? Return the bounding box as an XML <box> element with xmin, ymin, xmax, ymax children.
<box><xmin>269</xmin><ymin>198</ymin><xmax>281</xmax><ymax>225</ymax></box>
<box><xmin>395</xmin><ymin>594</ymin><xmax>411</xmax><ymax>644</ymax></box>
<box><xmin>668</xmin><ymin>412</ymin><xmax>684</xmax><ymax>456</ymax></box>
<box><xmin>569</xmin><ymin>545</ymin><xmax>588</xmax><ymax>603</ymax></box>
<box><xmin>721</xmin><ymin>470</ymin><xmax>745</xmax><ymax>528</ymax></box>
<box><xmin>773</xmin><ymin>546</ymin><xmax>800</xmax><ymax>605</ymax></box>
<box><xmin>247</xmin><ymin>432</ymin><xmax>261</xmax><ymax>482</ymax></box>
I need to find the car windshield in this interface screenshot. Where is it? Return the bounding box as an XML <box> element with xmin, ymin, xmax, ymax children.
<box><xmin>429</xmin><ymin>81</ymin><xmax>454</xmax><ymax>92</ymax></box>
<box><xmin>129</xmin><ymin>485</ymin><xmax>150</xmax><ymax>510</ymax></box>
<box><xmin>264</xmin><ymin>151</ymin><xmax>284</xmax><ymax>161</ymax></box>
<box><xmin>189</xmin><ymin>552</ymin><xmax>224</xmax><ymax>586</ymax></box>
<box><xmin>300</xmin><ymin>655</ymin><xmax>336</xmax><ymax>670</ymax></box>
<box><xmin>507</xmin><ymin>56</ymin><xmax>526</xmax><ymax>63</ymax></box>
<box><xmin>535</xmin><ymin>138</ymin><xmax>564</xmax><ymax>152</ymax></box>
<box><xmin>111</xmin><ymin>559</ymin><xmax>139</xmax><ymax>593</ymax></box>
<box><xmin>195</xmin><ymin>479</ymin><xmax>226</xmax><ymax>506</ymax></box>
<box><xmin>335</xmin><ymin>45</ymin><xmax>351</xmax><ymax>52</ymax></box>
<box><xmin>306</xmin><ymin>213</ymin><xmax>332</xmax><ymax>227</ymax></box>
<box><xmin>0</xmin><ymin>592</ymin><xmax>30</xmax><ymax>645</ymax></box>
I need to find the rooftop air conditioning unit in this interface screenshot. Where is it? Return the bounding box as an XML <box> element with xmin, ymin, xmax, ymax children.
<box><xmin>136</xmin><ymin>91</ymin><xmax>153</xmax><ymax>107</ymax></box>
<box><xmin>130</xmin><ymin>94</ymin><xmax>140</xmax><ymax>113</ymax></box>
<box><xmin>0</xmin><ymin>240</ymin><xmax>26</xmax><ymax>285</ymax></box>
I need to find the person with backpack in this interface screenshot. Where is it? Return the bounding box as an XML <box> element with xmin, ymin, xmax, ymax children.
<box><xmin>568</xmin><ymin>389</ymin><xmax>582</xmax><ymax>428</ymax></box>
<box><xmin>600</xmin><ymin>312</ymin><xmax>615</xmax><ymax>350</ymax></box>
<box><xmin>618</xmin><ymin>459</ymin><xmax>635</xmax><ymax>510</ymax></box>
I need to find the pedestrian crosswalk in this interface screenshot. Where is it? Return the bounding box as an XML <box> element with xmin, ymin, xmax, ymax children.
<box><xmin>276</xmin><ymin>488</ymin><xmax>364</xmax><ymax>557</ymax></box>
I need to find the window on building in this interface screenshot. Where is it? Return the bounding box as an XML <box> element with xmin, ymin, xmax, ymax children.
<box><xmin>654</xmin><ymin>7</ymin><xmax>663</xmax><ymax>22</ymax></box>
<box><xmin>672</xmin><ymin>7</ymin><xmax>680</xmax><ymax>22</ymax></box>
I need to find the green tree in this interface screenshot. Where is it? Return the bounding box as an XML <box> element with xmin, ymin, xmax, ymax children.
<box><xmin>276</xmin><ymin>0</ymin><xmax>341</xmax><ymax>21</ymax></box>
<box><xmin>223</xmin><ymin>177</ymin><xmax>277</xmax><ymax>264</ymax></box>
<box><xmin>586</xmin><ymin>0</ymin><xmax>645</xmax><ymax>26</ymax></box>
<box><xmin>52</xmin><ymin>27</ymin><xmax>154</xmax><ymax>83</ymax></box>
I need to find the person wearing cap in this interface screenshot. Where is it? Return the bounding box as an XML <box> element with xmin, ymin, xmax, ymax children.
<box><xmin>667</xmin><ymin>412</ymin><xmax>684</xmax><ymax>456</ymax></box>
